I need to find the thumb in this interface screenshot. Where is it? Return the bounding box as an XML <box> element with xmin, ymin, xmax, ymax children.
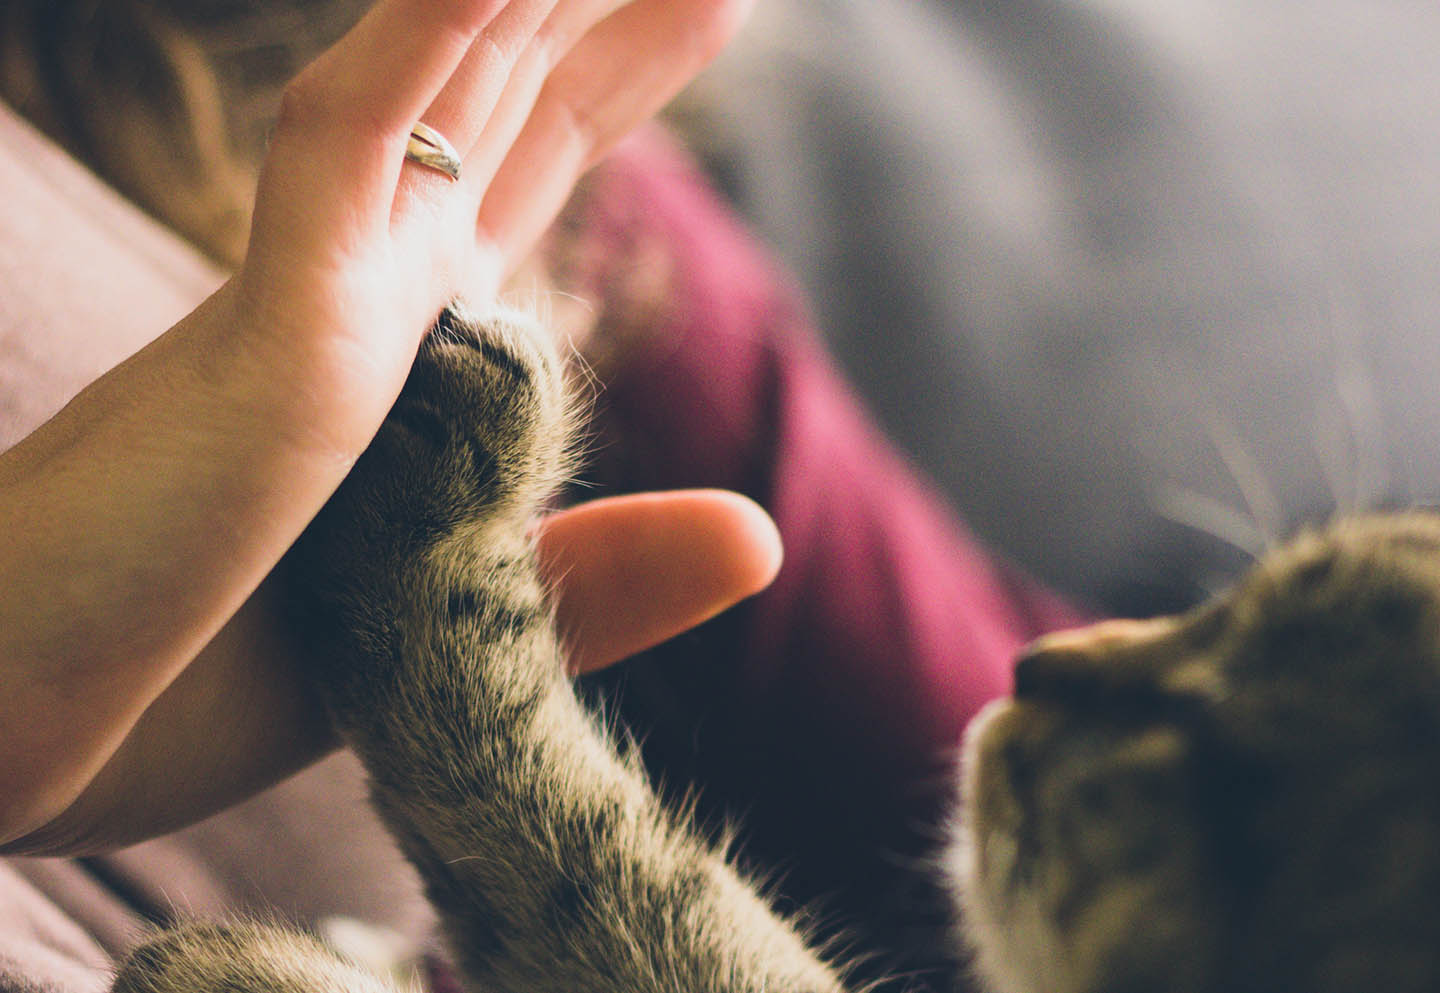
<box><xmin>535</xmin><ymin>490</ymin><xmax>783</xmax><ymax>673</ymax></box>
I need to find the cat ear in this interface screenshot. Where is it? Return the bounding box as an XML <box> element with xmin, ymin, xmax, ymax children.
<box><xmin>1014</xmin><ymin>617</ymin><xmax>1227</xmax><ymax>703</ymax></box>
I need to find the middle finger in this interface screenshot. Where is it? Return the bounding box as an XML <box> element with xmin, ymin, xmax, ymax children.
<box><xmin>453</xmin><ymin>0</ymin><xmax>628</xmax><ymax>185</ymax></box>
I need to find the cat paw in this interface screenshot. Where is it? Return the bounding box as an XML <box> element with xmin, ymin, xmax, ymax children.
<box><xmin>283</xmin><ymin>303</ymin><xmax>571</xmax><ymax>660</ymax></box>
<box><xmin>113</xmin><ymin>922</ymin><xmax>395</xmax><ymax>993</ymax></box>
<box><xmin>322</xmin><ymin>304</ymin><xmax>567</xmax><ymax>539</ymax></box>
<box><xmin>387</xmin><ymin>303</ymin><xmax>571</xmax><ymax>525</ymax></box>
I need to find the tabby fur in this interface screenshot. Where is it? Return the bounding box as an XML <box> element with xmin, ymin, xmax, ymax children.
<box><xmin>952</xmin><ymin>515</ymin><xmax>1440</xmax><ymax>993</ymax></box>
<box><xmin>6</xmin><ymin>5</ymin><xmax>1440</xmax><ymax>991</ymax></box>
<box><xmin>114</xmin><ymin>306</ymin><xmax>850</xmax><ymax>993</ymax></box>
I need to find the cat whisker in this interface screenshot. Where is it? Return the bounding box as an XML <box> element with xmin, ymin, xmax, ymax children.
<box><xmin>1313</xmin><ymin>280</ymin><xmax>1388</xmax><ymax>518</ymax></box>
<box><xmin>1195</xmin><ymin>405</ymin><xmax>1282</xmax><ymax>550</ymax></box>
<box><xmin>1153</xmin><ymin>484</ymin><xmax>1267</xmax><ymax>562</ymax></box>
<box><xmin>442</xmin><ymin>853</ymin><xmax>507</xmax><ymax>870</ymax></box>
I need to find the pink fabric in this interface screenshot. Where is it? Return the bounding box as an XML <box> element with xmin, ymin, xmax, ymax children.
<box><xmin>0</xmin><ymin>863</ymin><xmax>111</xmax><ymax>993</ymax></box>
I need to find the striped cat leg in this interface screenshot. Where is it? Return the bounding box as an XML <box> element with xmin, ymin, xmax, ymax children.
<box><xmin>112</xmin><ymin>923</ymin><xmax>401</xmax><ymax>993</ymax></box>
<box><xmin>286</xmin><ymin>307</ymin><xmax>848</xmax><ymax>993</ymax></box>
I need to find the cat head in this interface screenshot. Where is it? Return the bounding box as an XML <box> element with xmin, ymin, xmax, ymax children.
<box><xmin>952</xmin><ymin>513</ymin><xmax>1440</xmax><ymax>993</ymax></box>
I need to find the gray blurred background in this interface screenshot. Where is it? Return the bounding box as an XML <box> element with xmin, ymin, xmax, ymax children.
<box><xmin>680</xmin><ymin>0</ymin><xmax>1440</xmax><ymax>615</ymax></box>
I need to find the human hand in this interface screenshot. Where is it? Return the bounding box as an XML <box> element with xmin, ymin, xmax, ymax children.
<box><xmin>4</xmin><ymin>489</ymin><xmax>780</xmax><ymax>855</ymax></box>
<box><xmin>0</xmin><ymin>0</ymin><xmax>755</xmax><ymax>853</ymax></box>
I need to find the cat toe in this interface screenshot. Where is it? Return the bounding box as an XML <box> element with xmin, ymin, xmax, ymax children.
<box><xmin>395</xmin><ymin>303</ymin><xmax>573</xmax><ymax>522</ymax></box>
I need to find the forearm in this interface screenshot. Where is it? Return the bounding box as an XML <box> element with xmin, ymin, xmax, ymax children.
<box><xmin>1</xmin><ymin>574</ymin><xmax>337</xmax><ymax>855</ymax></box>
<box><xmin>319</xmin><ymin>538</ymin><xmax>845</xmax><ymax>993</ymax></box>
<box><xmin>0</xmin><ymin>284</ymin><xmax>375</xmax><ymax>845</ymax></box>
<box><xmin>276</xmin><ymin>309</ymin><xmax>844</xmax><ymax>993</ymax></box>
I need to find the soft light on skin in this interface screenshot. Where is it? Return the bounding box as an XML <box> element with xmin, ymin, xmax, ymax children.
<box><xmin>538</xmin><ymin>489</ymin><xmax>784</xmax><ymax>673</ymax></box>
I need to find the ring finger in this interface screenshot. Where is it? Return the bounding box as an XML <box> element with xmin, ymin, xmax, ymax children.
<box><xmin>395</xmin><ymin>0</ymin><xmax>558</xmax><ymax>208</ymax></box>
<box><xmin>395</xmin><ymin>0</ymin><xmax>631</xmax><ymax>213</ymax></box>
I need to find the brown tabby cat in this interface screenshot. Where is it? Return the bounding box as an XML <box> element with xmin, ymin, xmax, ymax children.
<box><xmin>112</xmin><ymin>305</ymin><xmax>850</xmax><ymax>993</ymax></box>
<box><xmin>8</xmin><ymin>4</ymin><xmax>1440</xmax><ymax>992</ymax></box>
<box><xmin>951</xmin><ymin>514</ymin><xmax>1440</xmax><ymax>993</ymax></box>
<box><xmin>103</xmin><ymin>302</ymin><xmax>1440</xmax><ymax>993</ymax></box>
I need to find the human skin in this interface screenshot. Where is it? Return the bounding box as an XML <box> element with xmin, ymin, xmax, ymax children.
<box><xmin>0</xmin><ymin>0</ymin><xmax>763</xmax><ymax>854</ymax></box>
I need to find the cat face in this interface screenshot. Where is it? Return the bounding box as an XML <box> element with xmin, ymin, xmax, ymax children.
<box><xmin>953</xmin><ymin>514</ymin><xmax>1440</xmax><ymax>993</ymax></box>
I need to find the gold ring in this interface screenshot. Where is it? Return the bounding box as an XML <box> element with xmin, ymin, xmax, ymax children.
<box><xmin>405</xmin><ymin>121</ymin><xmax>462</xmax><ymax>181</ymax></box>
